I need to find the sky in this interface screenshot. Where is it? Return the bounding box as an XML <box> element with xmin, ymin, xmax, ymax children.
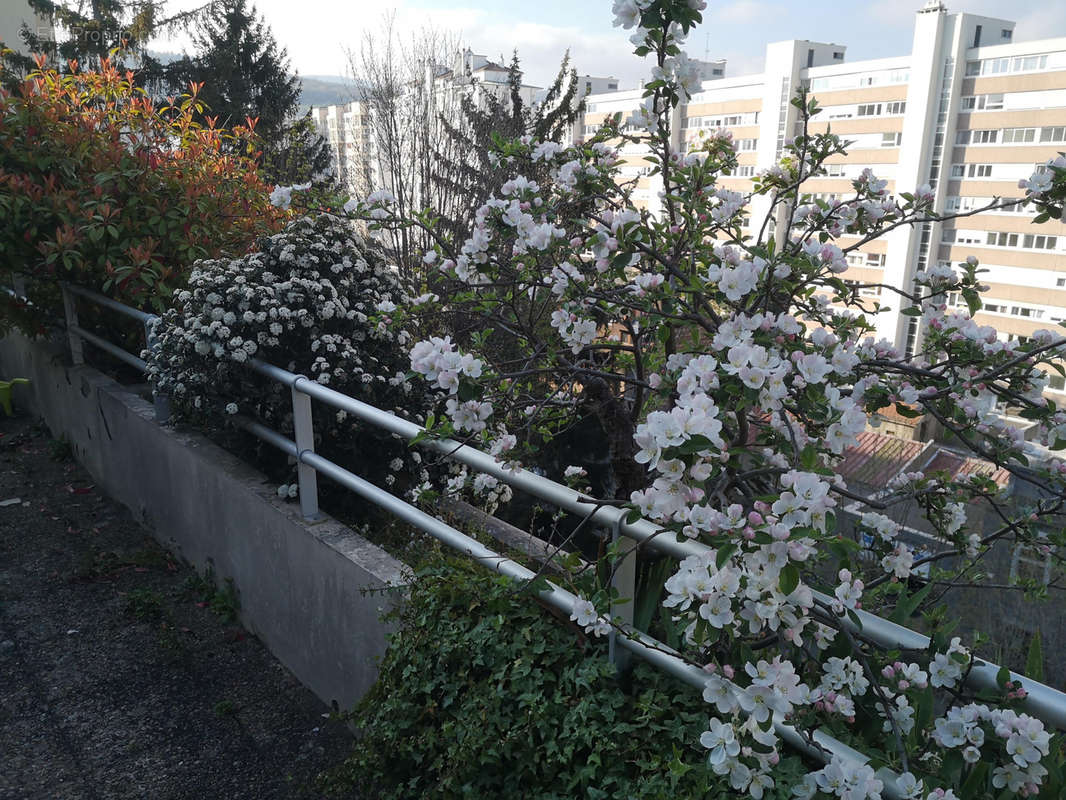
<box><xmin>149</xmin><ymin>1</ymin><xmax>1066</xmax><ymax>90</ymax></box>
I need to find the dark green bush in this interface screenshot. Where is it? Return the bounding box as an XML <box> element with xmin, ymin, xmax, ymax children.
<box><xmin>322</xmin><ymin>556</ymin><xmax>806</xmax><ymax>799</ymax></box>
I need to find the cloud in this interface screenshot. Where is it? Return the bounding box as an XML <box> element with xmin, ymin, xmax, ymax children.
<box><xmin>150</xmin><ymin>0</ymin><xmax>649</xmax><ymax>87</ymax></box>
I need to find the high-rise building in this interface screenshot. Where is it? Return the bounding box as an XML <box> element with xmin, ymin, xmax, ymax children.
<box><xmin>310</xmin><ymin>101</ymin><xmax>375</xmax><ymax>198</ymax></box>
<box><xmin>579</xmin><ymin>3</ymin><xmax>1066</xmax><ymax>385</ymax></box>
<box><xmin>577</xmin><ymin>58</ymin><xmax>728</xmax><ymax>213</ymax></box>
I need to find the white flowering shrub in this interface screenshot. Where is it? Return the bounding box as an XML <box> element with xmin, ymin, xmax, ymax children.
<box><xmin>146</xmin><ymin>214</ymin><xmax>439</xmax><ymax>501</ymax></box>
<box><xmin>288</xmin><ymin>3</ymin><xmax>1066</xmax><ymax>797</ymax></box>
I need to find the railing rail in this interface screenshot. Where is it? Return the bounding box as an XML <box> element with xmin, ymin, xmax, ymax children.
<box><xmin>56</xmin><ymin>282</ymin><xmax>170</xmax><ymax>422</ymax></box>
<box><xmin>22</xmin><ymin>282</ymin><xmax>1066</xmax><ymax>798</ymax></box>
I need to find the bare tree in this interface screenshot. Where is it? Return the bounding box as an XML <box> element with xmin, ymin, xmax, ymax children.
<box><xmin>346</xmin><ymin>14</ymin><xmax>462</xmax><ymax>280</ymax></box>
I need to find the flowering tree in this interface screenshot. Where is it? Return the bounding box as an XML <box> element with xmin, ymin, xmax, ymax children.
<box><xmin>276</xmin><ymin>1</ymin><xmax>1066</xmax><ymax>797</ymax></box>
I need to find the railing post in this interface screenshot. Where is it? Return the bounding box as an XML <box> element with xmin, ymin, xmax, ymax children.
<box><xmin>608</xmin><ymin>517</ymin><xmax>636</xmax><ymax>673</ymax></box>
<box><xmin>291</xmin><ymin>376</ymin><xmax>321</xmax><ymax>521</ymax></box>
<box><xmin>59</xmin><ymin>284</ymin><xmax>84</xmax><ymax>365</ymax></box>
<box><xmin>143</xmin><ymin>316</ymin><xmax>171</xmax><ymax>423</ymax></box>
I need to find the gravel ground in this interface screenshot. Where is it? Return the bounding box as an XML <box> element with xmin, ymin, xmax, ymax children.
<box><xmin>0</xmin><ymin>413</ymin><xmax>356</xmax><ymax>800</ymax></box>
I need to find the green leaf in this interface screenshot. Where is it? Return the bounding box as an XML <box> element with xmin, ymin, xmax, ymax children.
<box><xmin>676</xmin><ymin>434</ymin><xmax>714</xmax><ymax>454</ymax></box>
<box><xmin>716</xmin><ymin>543</ymin><xmax>737</xmax><ymax>569</ymax></box>
<box><xmin>894</xmin><ymin>403</ymin><xmax>923</xmax><ymax>419</ymax></box>
<box><xmin>962</xmin><ymin>761</ymin><xmax>989</xmax><ymax>796</ymax></box>
<box><xmin>915</xmin><ymin>684</ymin><xmax>934</xmax><ymax>732</ymax></box>
<box><xmin>779</xmin><ymin>563</ymin><xmax>800</xmax><ymax>597</ymax></box>
<box><xmin>1026</xmin><ymin>629</ymin><xmax>1045</xmax><ymax>682</ymax></box>
<box><xmin>890</xmin><ymin>581</ymin><xmax>933</xmax><ymax>623</ymax></box>
<box><xmin>996</xmin><ymin>665</ymin><xmax>1012</xmax><ymax>689</ymax></box>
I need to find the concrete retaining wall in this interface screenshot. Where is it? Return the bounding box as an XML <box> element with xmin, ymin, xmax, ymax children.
<box><xmin>0</xmin><ymin>332</ymin><xmax>406</xmax><ymax>711</ymax></box>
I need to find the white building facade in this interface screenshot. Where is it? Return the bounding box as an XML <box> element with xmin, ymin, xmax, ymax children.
<box><xmin>581</xmin><ymin>3</ymin><xmax>1066</xmax><ymax>384</ymax></box>
<box><xmin>310</xmin><ymin>101</ymin><xmax>376</xmax><ymax>199</ymax></box>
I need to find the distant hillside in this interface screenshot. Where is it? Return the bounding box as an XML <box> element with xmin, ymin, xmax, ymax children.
<box><xmin>299</xmin><ymin>75</ymin><xmax>356</xmax><ymax>110</ymax></box>
<box><xmin>148</xmin><ymin>53</ymin><xmax>357</xmax><ymax>112</ymax></box>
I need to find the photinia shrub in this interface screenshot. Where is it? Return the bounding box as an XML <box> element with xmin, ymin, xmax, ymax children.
<box><xmin>146</xmin><ymin>214</ymin><xmax>440</xmax><ymax>502</ymax></box>
<box><xmin>0</xmin><ymin>57</ymin><xmax>285</xmax><ymax>335</ymax></box>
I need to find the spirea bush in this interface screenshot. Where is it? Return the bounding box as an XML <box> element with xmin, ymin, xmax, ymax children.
<box><xmin>147</xmin><ymin>214</ymin><xmax>438</xmax><ymax>499</ymax></box>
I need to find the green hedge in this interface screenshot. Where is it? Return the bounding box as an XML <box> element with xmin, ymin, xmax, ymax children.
<box><xmin>320</xmin><ymin>555</ymin><xmax>807</xmax><ymax>799</ymax></box>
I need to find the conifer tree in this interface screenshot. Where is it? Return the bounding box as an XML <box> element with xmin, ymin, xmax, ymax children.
<box><xmin>161</xmin><ymin>0</ymin><xmax>299</xmax><ymax>145</ymax></box>
<box><xmin>260</xmin><ymin>112</ymin><xmax>334</xmax><ymax>187</ymax></box>
<box><xmin>1</xmin><ymin>0</ymin><xmax>206</xmax><ymax>86</ymax></box>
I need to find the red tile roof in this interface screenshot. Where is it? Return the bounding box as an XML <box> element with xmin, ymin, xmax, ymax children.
<box><xmin>836</xmin><ymin>431</ymin><xmax>1012</xmax><ymax>490</ymax></box>
<box><xmin>837</xmin><ymin>431</ymin><xmax>926</xmax><ymax>487</ymax></box>
<box><xmin>919</xmin><ymin>448</ymin><xmax>1012</xmax><ymax>488</ymax></box>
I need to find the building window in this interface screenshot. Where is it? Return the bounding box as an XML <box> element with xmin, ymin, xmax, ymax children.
<box><xmin>1002</xmin><ymin>127</ymin><xmax>1037</xmax><ymax>144</ymax></box>
<box><xmin>966</xmin><ymin>54</ymin><xmax>1046</xmax><ymax>76</ymax></box>
<box><xmin>735</xmin><ymin>165</ymin><xmax>755</xmax><ymax>177</ymax></box>
<box><xmin>1010</xmin><ymin>306</ymin><xmax>1044</xmax><ymax>318</ymax></box>
<box><xmin>881</xmin><ymin>132</ymin><xmax>902</xmax><ymax>147</ymax></box>
<box><xmin>608</xmin><ymin>83</ymin><xmax>617</xmax><ymax>90</ymax></box>
<box><xmin>957</xmin><ymin>129</ymin><xmax>998</xmax><ymax>145</ymax></box>
<box><xmin>833</xmin><ymin>51</ymin><xmax>844</xmax><ymax>60</ymax></box>
<box><xmin>1023</xmin><ymin>234</ymin><xmax>1057</xmax><ymax>250</ymax></box>
<box><xmin>1002</xmin><ymin>29</ymin><xmax>1013</xmax><ymax>41</ymax></box>
<box><xmin>951</xmin><ymin>163</ymin><xmax>992</xmax><ymax>178</ymax></box>
<box><xmin>737</xmin><ymin>138</ymin><xmax>758</xmax><ymax>151</ymax></box>
<box><xmin>857</xmin><ymin>103</ymin><xmax>881</xmax><ymax>116</ymax></box>
<box><xmin>825</xmin><ymin>163</ymin><xmax>846</xmax><ymax>177</ymax></box>
<box><xmin>987</xmin><ymin>231</ymin><xmax>1019</xmax><ymax>247</ymax></box>
<box><xmin>1041</xmin><ymin>126</ymin><xmax>1066</xmax><ymax>143</ymax></box>
<box><xmin>1057</xmin><ymin>277</ymin><xmax>1066</xmax><ymax>287</ymax></box>
<box><xmin>961</xmin><ymin>93</ymin><xmax>1004</xmax><ymax>111</ymax></box>
<box><xmin>885</xmin><ymin>101</ymin><xmax>906</xmax><ymax>115</ymax></box>
<box><xmin>1010</xmin><ymin>542</ymin><xmax>1053</xmax><ymax>587</ymax></box>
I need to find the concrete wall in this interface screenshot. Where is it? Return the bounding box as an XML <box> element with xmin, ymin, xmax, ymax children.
<box><xmin>0</xmin><ymin>332</ymin><xmax>407</xmax><ymax>711</ymax></box>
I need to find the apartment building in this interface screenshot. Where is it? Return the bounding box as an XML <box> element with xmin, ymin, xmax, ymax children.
<box><xmin>310</xmin><ymin>101</ymin><xmax>376</xmax><ymax>198</ymax></box>
<box><xmin>313</xmin><ymin>52</ymin><xmax>616</xmax><ymax>207</ymax></box>
<box><xmin>430</xmin><ymin>48</ymin><xmax>543</xmax><ymax>114</ymax></box>
<box><xmin>578</xmin><ymin>2</ymin><xmax>1066</xmax><ymax>385</ymax></box>
<box><xmin>578</xmin><ymin>58</ymin><xmax>728</xmax><ymax>212</ymax></box>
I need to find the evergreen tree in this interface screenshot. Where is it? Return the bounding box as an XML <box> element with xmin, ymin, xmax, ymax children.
<box><xmin>160</xmin><ymin>0</ymin><xmax>299</xmax><ymax>146</ymax></box>
<box><xmin>432</xmin><ymin>51</ymin><xmax>585</xmax><ymax>245</ymax></box>
<box><xmin>1</xmin><ymin>0</ymin><xmax>205</xmax><ymax>87</ymax></box>
<box><xmin>260</xmin><ymin>112</ymin><xmax>334</xmax><ymax>187</ymax></box>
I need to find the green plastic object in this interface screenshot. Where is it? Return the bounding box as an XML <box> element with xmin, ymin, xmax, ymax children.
<box><xmin>0</xmin><ymin>378</ymin><xmax>29</xmax><ymax>416</ymax></box>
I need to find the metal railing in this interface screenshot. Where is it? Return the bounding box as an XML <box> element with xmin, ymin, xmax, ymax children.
<box><xmin>33</xmin><ymin>284</ymin><xmax>1066</xmax><ymax>798</ymax></box>
<box><xmin>58</xmin><ymin>282</ymin><xmax>170</xmax><ymax>422</ymax></box>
